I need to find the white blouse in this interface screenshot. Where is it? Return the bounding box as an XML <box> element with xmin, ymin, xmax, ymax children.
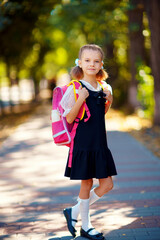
<box><xmin>60</xmin><ymin>80</ymin><xmax>112</xmax><ymax>117</ymax></box>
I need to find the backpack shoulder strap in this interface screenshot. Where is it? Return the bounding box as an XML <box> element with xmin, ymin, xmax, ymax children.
<box><xmin>67</xmin><ymin>80</ymin><xmax>91</xmax><ymax>168</ymax></box>
<box><xmin>98</xmin><ymin>80</ymin><xmax>111</xmax><ymax>92</ymax></box>
<box><xmin>97</xmin><ymin>80</ymin><xmax>105</xmax><ymax>90</ymax></box>
<box><xmin>67</xmin><ymin>80</ymin><xmax>90</xmax><ymax>121</ymax></box>
<box><xmin>67</xmin><ymin>80</ymin><xmax>81</xmax><ymax>101</ymax></box>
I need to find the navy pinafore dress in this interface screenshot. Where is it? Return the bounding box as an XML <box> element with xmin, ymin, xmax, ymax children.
<box><xmin>65</xmin><ymin>82</ymin><xmax>117</xmax><ymax>180</ymax></box>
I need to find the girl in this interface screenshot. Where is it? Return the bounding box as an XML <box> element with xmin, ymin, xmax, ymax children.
<box><xmin>61</xmin><ymin>44</ymin><xmax>117</xmax><ymax>240</ymax></box>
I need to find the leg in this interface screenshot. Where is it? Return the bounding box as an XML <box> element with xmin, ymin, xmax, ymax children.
<box><xmin>66</xmin><ymin>177</ymin><xmax>113</xmax><ymax>221</ymax></box>
<box><xmin>64</xmin><ymin>178</ymin><xmax>112</xmax><ymax>237</ymax></box>
<box><xmin>79</xmin><ymin>179</ymin><xmax>93</xmax><ymax>199</ymax></box>
<box><xmin>66</xmin><ymin>179</ymin><xmax>98</xmax><ymax>229</ymax></box>
<box><xmin>95</xmin><ymin>176</ymin><xmax>113</xmax><ymax>197</ymax></box>
<box><xmin>63</xmin><ymin>179</ymin><xmax>93</xmax><ymax>237</ymax></box>
<box><xmin>68</xmin><ymin>177</ymin><xmax>111</xmax><ymax>225</ymax></box>
<box><xmin>79</xmin><ymin>179</ymin><xmax>103</xmax><ymax>236</ymax></box>
<box><xmin>72</xmin><ymin>179</ymin><xmax>93</xmax><ymax>224</ymax></box>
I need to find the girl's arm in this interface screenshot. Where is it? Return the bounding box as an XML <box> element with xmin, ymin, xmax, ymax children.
<box><xmin>105</xmin><ymin>100</ymin><xmax>112</xmax><ymax>114</ymax></box>
<box><xmin>103</xmin><ymin>88</ymin><xmax>113</xmax><ymax>114</ymax></box>
<box><xmin>66</xmin><ymin>87</ymin><xmax>89</xmax><ymax>124</ymax></box>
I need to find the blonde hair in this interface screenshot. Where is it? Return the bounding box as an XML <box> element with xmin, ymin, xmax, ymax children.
<box><xmin>70</xmin><ymin>44</ymin><xmax>108</xmax><ymax>81</ymax></box>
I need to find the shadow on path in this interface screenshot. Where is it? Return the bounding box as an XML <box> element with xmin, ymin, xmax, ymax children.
<box><xmin>0</xmin><ymin>104</ymin><xmax>160</xmax><ymax>240</ymax></box>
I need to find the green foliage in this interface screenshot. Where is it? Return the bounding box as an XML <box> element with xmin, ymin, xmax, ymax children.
<box><xmin>0</xmin><ymin>0</ymin><xmax>131</xmax><ymax>105</ymax></box>
<box><xmin>0</xmin><ymin>0</ymin><xmax>156</xmax><ymax>121</ymax></box>
<box><xmin>47</xmin><ymin>0</ymin><xmax>130</xmax><ymax>107</ymax></box>
<box><xmin>0</xmin><ymin>61</ymin><xmax>9</xmax><ymax>86</ymax></box>
<box><xmin>136</xmin><ymin>63</ymin><xmax>154</xmax><ymax>118</ymax></box>
<box><xmin>0</xmin><ymin>0</ymin><xmax>60</xmax><ymax>92</ymax></box>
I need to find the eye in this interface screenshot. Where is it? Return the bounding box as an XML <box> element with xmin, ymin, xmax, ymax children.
<box><xmin>95</xmin><ymin>60</ymin><xmax>100</xmax><ymax>63</ymax></box>
<box><xmin>85</xmin><ymin>59</ymin><xmax>89</xmax><ymax>62</ymax></box>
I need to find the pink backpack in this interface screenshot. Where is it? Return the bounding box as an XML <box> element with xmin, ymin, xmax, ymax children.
<box><xmin>51</xmin><ymin>80</ymin><xmax>91</xmax><ymax>167</ymax></box>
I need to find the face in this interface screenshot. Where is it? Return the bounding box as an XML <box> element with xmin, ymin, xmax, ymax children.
<box><xmin>78</xmin><ymin>49</ymin><xmax>103</xmax><ymax>77</ymax></box>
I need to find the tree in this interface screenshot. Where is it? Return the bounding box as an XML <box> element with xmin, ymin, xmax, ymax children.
<box><xmin>48</xmin><ymin>0</ymin><xmax>129</xmax><ymax>107</ymax></box>
<box><xmin>128</xmin><ymin>0</ymin><xmax>145</xmax><ymax>111</ymax></box>
<box><xmin>146</xmin><ymin>0</ymin><xmax>160</xmax><ymax>125</ymax></box>
<box><xmin>0</xmin><ymin>0</ymin><xmax>59</xmax><ymax>103</ymax></box>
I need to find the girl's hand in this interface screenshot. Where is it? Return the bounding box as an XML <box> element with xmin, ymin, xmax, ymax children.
<box><xmin>78</xmin><ymin>86</ymin><xmax>89</xmax><ymax>101</ymax></box>
<box><xmin>104</xmin><ymin>88</ymin><xmax>113</xmax><ymax>104</ymax></box>
<box><xmin>66</xmin><ymin>86</ymin><xmax>89</xmax><ymax>124</ymax></box>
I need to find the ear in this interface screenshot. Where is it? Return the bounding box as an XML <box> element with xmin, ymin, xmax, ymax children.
<box><xmin>78</xmin><ymin>59</ymin><xmax>82</xmax><ymax>68</ymax></box>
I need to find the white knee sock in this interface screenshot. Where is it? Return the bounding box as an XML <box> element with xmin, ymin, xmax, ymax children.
<box><xmin>71</xmin><ymin>198</ymin><xmax>81</xmax><ymax>227</ymax></box>
<box><xmin>80</xmin><ymin>198</ymin><xmax>99</xmax><ymax>235</ymax></box>
<box><xmin>89</xmin><ymin>188</ymin><xmax>100</xmax><ymax>205</ymax></box>
<box><xmin>71</xmin><ymin>188</ymin><xmax>100</xmax><ymax>228</ymax></box>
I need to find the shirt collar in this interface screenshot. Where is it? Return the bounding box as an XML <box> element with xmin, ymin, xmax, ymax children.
<box><xmin>80</xmin><ymin>80</ymin><xmax>102</xmax><ymax>92</ymax></box>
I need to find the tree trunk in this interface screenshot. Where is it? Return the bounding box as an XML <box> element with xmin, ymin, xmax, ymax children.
<box><xmin>146</xmin><ymin>0</ymin><xmax>160</xmax><ymax>125</ymax></box>
<box><xmin>128</xmin><ymin>0</ymin><xmax>145</xmax><ymax>111</ymax></box>
<box><xmin>6</xmin><ymin>62</ymin><xmax>14</xmax><ymax>113</ymax></box>
<box><xmin>104</xmin><ymin>41</ymin><xmax>118</xmax><ymax>83</ymax></box>
<box><xmin>0</xmin><ymin>78</ymin><xmax>4</xmax><ymax>115</ymax></box>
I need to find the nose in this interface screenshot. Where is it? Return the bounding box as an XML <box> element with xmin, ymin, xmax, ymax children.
<box><xmin>90</xmin><ymin>61</ymin><xmax>94</xmax><ymax>66</ymax></box>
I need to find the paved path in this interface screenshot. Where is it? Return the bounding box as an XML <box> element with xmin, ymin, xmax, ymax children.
<box><xmin>0</xmin><ymin>104</ymin><xmax>160</xmax><ymax>240</ymax></box>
